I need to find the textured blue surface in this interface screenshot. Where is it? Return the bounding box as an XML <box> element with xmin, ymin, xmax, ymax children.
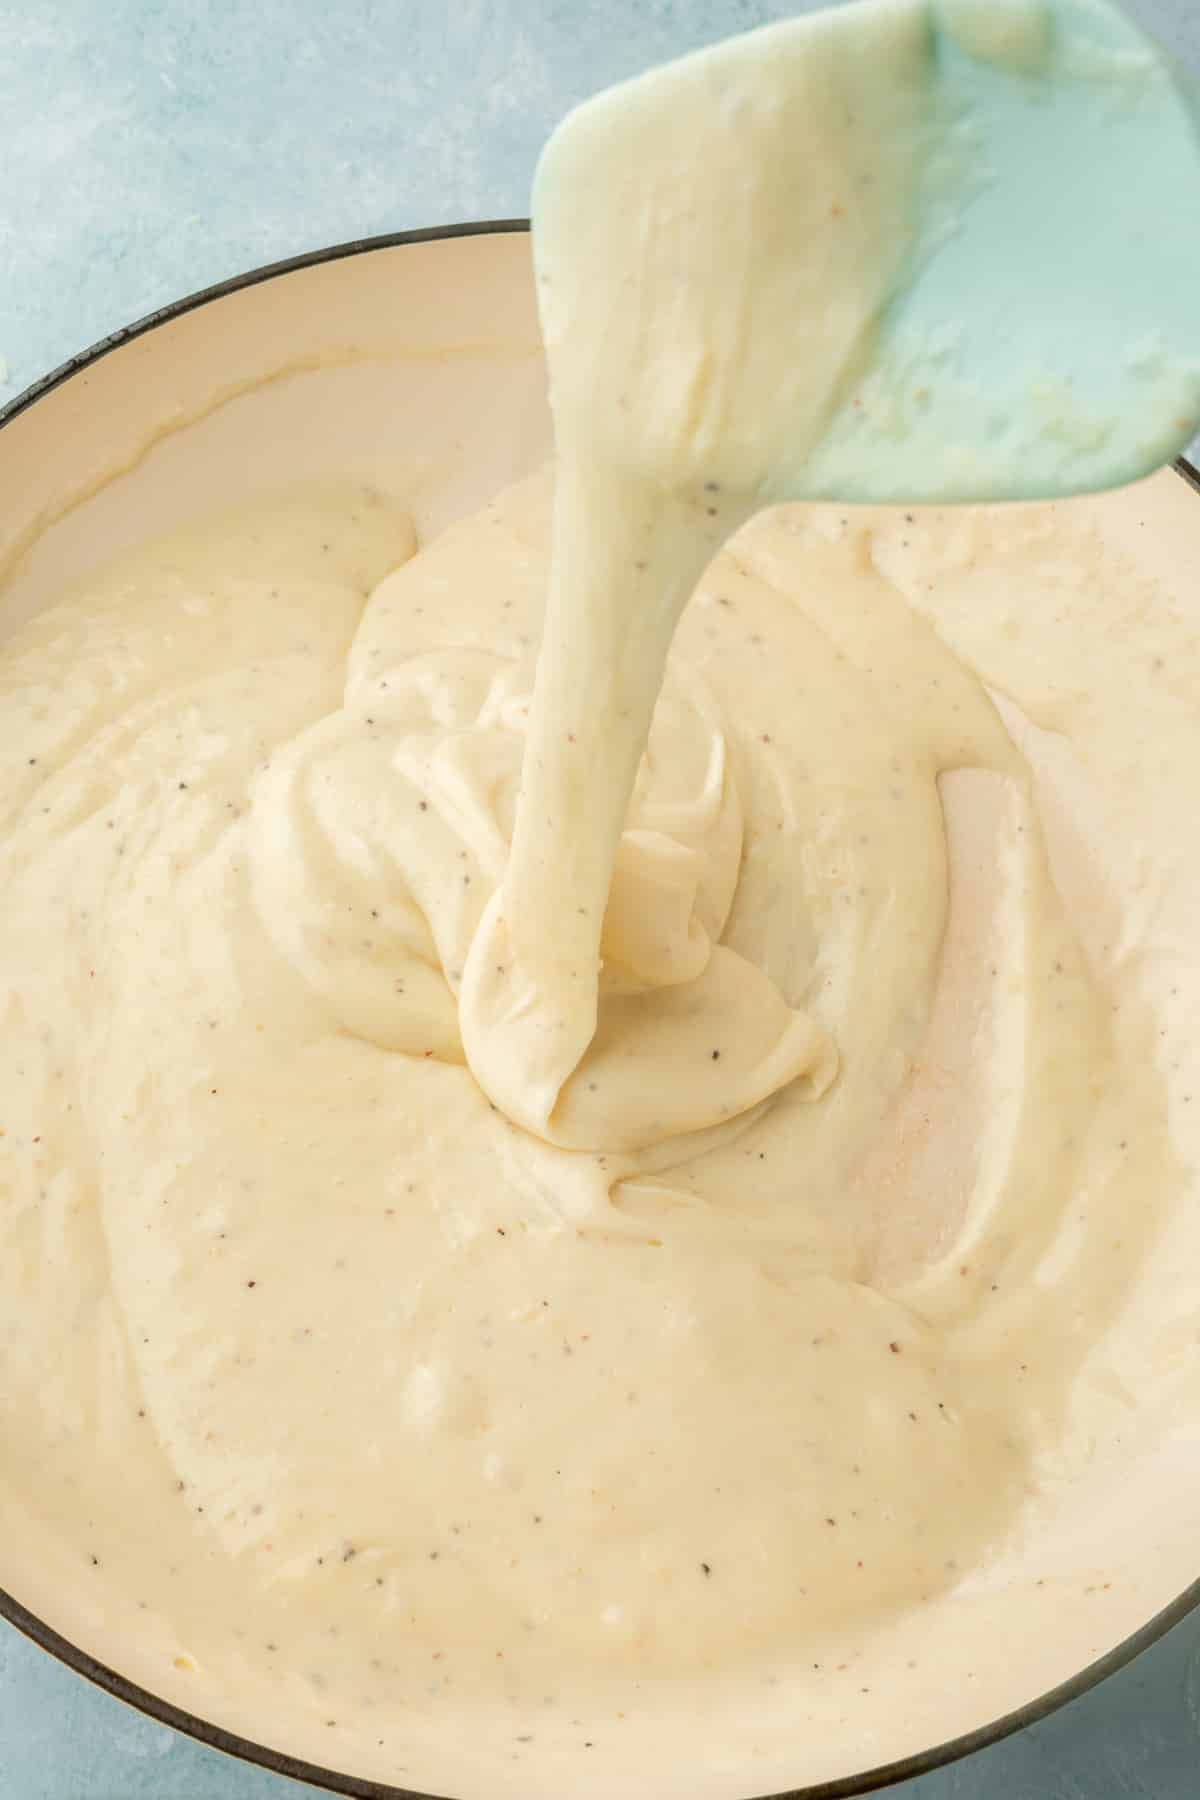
<box><xmin>2</xmin><ymin>2</ymin><xmax>1200</xmax><ymax>1797</ymax></box>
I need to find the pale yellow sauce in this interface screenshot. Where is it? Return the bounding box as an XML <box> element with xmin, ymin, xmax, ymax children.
<box><xmin>0</xmin><ymin>470</ymin><xmax>1184</xmax><ymax>1789</ymax></box>
<box><xmin>0</xmin><ymin>4</ymin><xmax>1198</xmax><ymax>1798</ymax></box>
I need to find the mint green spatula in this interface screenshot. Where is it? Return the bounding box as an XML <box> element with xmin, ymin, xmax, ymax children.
<box><xmin>534</xmin><ymin>0</ymin><xmax>1200</xmax><ymax>505</ymax></box>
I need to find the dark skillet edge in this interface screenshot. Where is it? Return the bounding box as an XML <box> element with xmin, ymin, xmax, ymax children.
<box><xmin>0</xmin><ymin>221</ymin><xmax>1198</xmax><ymax>1800</ymax></box>
<box><xmin>1173</xmin><ymin>453</ymin><xmax>1200</xmax><ymax>494</ymax></box>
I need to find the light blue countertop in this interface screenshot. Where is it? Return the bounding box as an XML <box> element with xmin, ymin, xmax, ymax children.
<box><xmin>2</xmin><ymin>3</ymin><xmax>1200</xmax><ymax>1797</ymax></box>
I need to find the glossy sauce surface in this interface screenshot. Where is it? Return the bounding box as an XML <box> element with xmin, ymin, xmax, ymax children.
<box><xmin>0</xmin><ymin>3</ymin><xmax>1198</xmax><ymax>1796</ymax></box>
<box><xmin>0</xmin><ymin>469</ymin><xmax>1189</xmax><ymax>1800</ymax></box>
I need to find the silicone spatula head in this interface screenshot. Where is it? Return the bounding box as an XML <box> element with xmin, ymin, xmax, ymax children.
<box><xmin>533</xmin><ymin>0</ymin><xmax>1200</xmax><ymax>505</ymax></box>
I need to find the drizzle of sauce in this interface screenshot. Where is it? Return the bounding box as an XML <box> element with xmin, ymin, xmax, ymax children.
<box><xmin>0</xmin><ymin>4</ymin><xmax>1196</xmax><ymax>1796</ymax></box>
